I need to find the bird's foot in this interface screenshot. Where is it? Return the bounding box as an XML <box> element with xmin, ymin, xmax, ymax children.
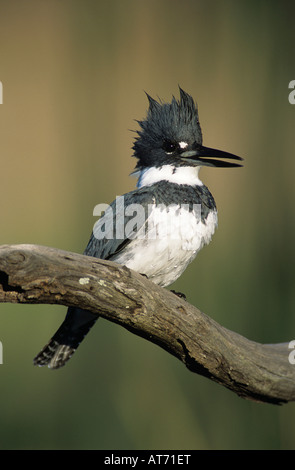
<box><xmin>170</xmin><ymin>290</ymin><xmax>187</xmax><ymax>301</ymax></box>
<box><xmin>140</xmin><ymin>273</ymin><xmax>149</xmax><ymax>280</ymax></box>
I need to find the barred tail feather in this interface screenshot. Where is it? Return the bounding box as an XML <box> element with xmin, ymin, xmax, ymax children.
<box><xmin>33</xmin><ymin>307</ymin><xmax>98</xmax><ymax>369</ymax></box>
<box><xmin>33</xmin><ymin>340</ymin><xmax>76</xmax><ymax>369</ymax></box>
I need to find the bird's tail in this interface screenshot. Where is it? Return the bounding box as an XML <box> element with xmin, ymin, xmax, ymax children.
<box><xmin>33</xmin><ymin>340</ymin><xmax>76</xmax><ymax>369</ymax></box>
<box><xmin>33</xmin><ymin>307</ymin><xmax>98</xmax><ymax>369</ymax></box>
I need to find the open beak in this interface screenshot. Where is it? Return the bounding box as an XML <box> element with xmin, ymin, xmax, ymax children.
<box><xmin>180</xmin><ymin>143</ymin><xmax>243</xmax><ymax>168</ymax></box>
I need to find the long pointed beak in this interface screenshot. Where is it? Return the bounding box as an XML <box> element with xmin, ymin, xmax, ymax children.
<box><xmin>180</xmin><ymin>144</ymin><xmax>243</xmax><ymax>168</ymax></box>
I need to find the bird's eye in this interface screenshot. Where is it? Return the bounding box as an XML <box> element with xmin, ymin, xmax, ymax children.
<box><xmin>162</xmin><ymin>140</ymin><xmax>178</xmax><ymax>154</ymax></box>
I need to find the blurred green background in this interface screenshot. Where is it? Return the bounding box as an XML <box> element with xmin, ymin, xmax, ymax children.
<box><xmin>0</xmin><ymin>0</ymin><xmax>295</xmax><ymax>450</ymax></box>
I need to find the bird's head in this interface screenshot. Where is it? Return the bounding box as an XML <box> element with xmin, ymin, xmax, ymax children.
<box><xmin>132</xmin><ymin>87</ymin><xmax>243</xmax><ymax>171</ymax></box>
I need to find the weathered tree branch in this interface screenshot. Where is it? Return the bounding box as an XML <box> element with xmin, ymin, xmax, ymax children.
<box><xmin>0</xmin><ymin>244</ymin><xmax>294</xmax><ymax>405</ymax></box>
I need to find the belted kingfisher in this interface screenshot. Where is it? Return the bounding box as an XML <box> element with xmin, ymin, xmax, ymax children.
<box><xmin>34</xmin><ymin>88</ymin><xmax>242</xmax><ymax>369</ymax></box>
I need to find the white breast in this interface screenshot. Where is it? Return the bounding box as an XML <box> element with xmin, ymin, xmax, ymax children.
<box><xmin>113</xmin><ymin>204</ymin><xmax>218</xmax><ymax>287</ymax></box>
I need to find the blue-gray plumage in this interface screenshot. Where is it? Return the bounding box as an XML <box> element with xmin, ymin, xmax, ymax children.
<box><xmin>34</xmin><ymin>88</ymin><xmax>242</xmax><ymax>369</ymax></box>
